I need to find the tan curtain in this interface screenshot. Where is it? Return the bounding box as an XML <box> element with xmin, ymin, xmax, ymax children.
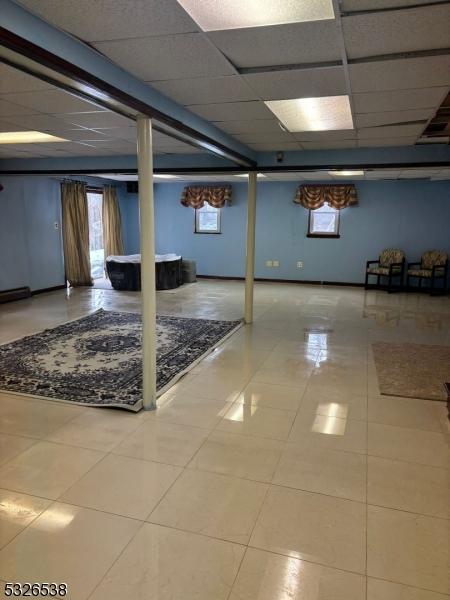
<box><xmin>61</xmin><ymin>182</ymin><xmax>93</xmax><ymax>287</ymax></box>
<box><xmin>294</xmin><ymin>184</ymin><xmax>358</xmax><ymax>210</ymax></box>
<box><xmin>102</xmin><ymin>186</ymin><xmax>124</xmax><ymax>260</ymax></box>
<box><xmin>181</xmin><ymin>185</ymin><xmax>232</xmax><ymax>208</ymax></box>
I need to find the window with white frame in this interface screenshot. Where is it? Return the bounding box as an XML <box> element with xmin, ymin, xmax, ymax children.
<box><xmin>308</xmin><ymin>202</ymin><xmax>340</xmax><ymax>237</ymax></box>
<box><xmin>195</xmin><ymin>204</ymin><xmax>221</xmax><ymax>233</ymax></box>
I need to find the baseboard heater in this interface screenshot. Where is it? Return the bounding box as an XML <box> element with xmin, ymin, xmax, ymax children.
<box><xmin>0</xmin><ymin>287</ymin><xmax>31</xmax><ymax>304</ymax></box>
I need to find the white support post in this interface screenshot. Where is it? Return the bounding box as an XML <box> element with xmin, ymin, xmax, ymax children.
<box><xmin>137</xmin><ymin>116</ymin><xmax>157</xmax><ymax>410</ymax></box>
<box><xmin>244</xmin><ymin>172</ymin><xmax>257</xmax><ymax>324</ymax></box>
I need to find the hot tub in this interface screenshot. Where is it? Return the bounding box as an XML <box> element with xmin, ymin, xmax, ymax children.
<box><xmin>106</xmin><ymin>253</ymin><xmax>182</xmax><ymax>291</ymax></box>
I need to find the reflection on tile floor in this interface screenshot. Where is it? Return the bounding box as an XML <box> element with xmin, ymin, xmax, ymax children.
<box><xmin>0</xmin><ymin>280</ymin><xmax>449</xmax><ymax>599</ymax></box>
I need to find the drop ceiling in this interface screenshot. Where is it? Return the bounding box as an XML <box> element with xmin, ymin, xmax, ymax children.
<box><xmin>95</xmin><ymin>167</ymin><xmax>450</xmax><ymax>183</ymax></box>
<box><xmin>3</xmin><ymin>0</ymin><xmax>450</xmax><ymax>157</ymax></box>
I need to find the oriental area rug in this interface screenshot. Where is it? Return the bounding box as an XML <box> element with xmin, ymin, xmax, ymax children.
<box><xmin>372</xmin><ymin>342</ymin><xmax>450</xmax><ymax>401</ymax></box>
<box><xmin>0</xmin><ymin>309</ymin><xmax>242</xmax><ymax>411</ymax></box>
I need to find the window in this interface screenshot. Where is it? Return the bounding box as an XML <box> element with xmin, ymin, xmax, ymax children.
<box><xmin>308</xmin><ymin>202</ymin><xmax>340</xmax><ymax>238</ymax></box>
<box><xmin>195</xmin><ymin>204</ymin><xmax>221</xmax><ymax>233</ymax></box>
<box><xmin>87</xmin><ymin>190</ymin><xmax>105</xmax><ymax>279</ymax></box>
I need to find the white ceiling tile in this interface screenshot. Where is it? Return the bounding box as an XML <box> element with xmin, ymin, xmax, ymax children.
<box><xmin>292</xmin><ymin>130</ymin><xmax>356</xmax><ymax>141</ymax></box>
<box><xmin>300</xmin><ymin>140</ymin><xmax>358</xmax><ymax>149</ymax></box>
<box><xmin>151</xmin><ymin>76</ymin><xmax>257</xmax><ymax>105</ymax></box>
<box><xmin>353</xmin><ymin>87</ymin><xmax>448</xmax><ymax>112</ymax></box>
<box><xmin>234</xmin><ymin>131</ymin><xmax>296</xmax><ymax>144</ymax></box>
<box><xmin>243</xmin><ymin>66</ymin><xmax>347</xmax><ymax>101</ymax></box>
<box><xmin>399</xmin><ymin>168</ymin><xmax>442</xmax><ymax>178</ymax></box>
<box><xmin>44</xmin><ymin>129</ymin><xmax>111</xmax><ymax>141</ymax></box>
<box><xmin>248</xmin><ymin>141</ymin><xmax>302</xmax><ymax>151</ymax></box>
<box><xmin>342</xmin><ymin>0</ymin><xmax>443</xmax><ymax>10</ymax></box>
<box><xmin>94</xmin><ymin>34</ymin><xmax>235</xmax><ymax>81</ymax></box>
<box><xmin>17</xmin><ymin>0</ymin><xmax>199</xmax><ymax>41</ymax></box>
<box><xmin>0</xmin><ymin>99</ymin><xmax>38</xmax><ymax>117</ymax></box>
<box><xmin>2</xmin><ymin>90</ymin><xmax>106</xmax><ymax>115</ymax></box>
<box><xmin>343</xmin><ymin>5</ymin><xmax>450</xmax><ymax>59</ymax></box>
<box><xmin>208</xmin><ymin>21</ymin><xmax>341</xmax><ymax>68</ymax></box>
<box><xmin>62</xmin><ymin>111</ymin><xmax>133</xmax><ymax>128</ymax></box>
<box><xmin>0</xmin><ymin>64</ymin><xmax>53</xmax><ymax>94</ymax></box>
<box><xmin>357</xmin><ymin>136</ymin><xmax>417</xmax><ymax>147</ymax></box>
<box><xmin>2</xmin><ymin>114</ymin><xmax>80</xmax><ymax>130</ymax></box>
<box><xmin>355</xmin><ymin>108</ymin><xmax>433</xmax><ymax>128</ymax></box>
<box><xmin>357</xmin><ymin>123</ymin><xmax>424</xmax><ymax>138</ymax></box>
<box><xmin>0</xmin><ymin>119</ymin><xmax>29</xmax><ymax>132</ymax></box>
<box><xmin>189</xmin><ymin>101</ymin><xmax>273</xmax><ymax>121</ymax></box>
<box><xmin>349</xmin><ymin>55</ymin><xmax>450</xmax><ymax>93</ymax></box>
<box><xmin>364</xmin><ymin>169</ymin><xmax>402</xmax><ymax>179</ymax></box>
<box><xmin>90</xmin><ymin>126</ymin><xmax>137</xmax><ymax>140</ymax></box>
<box><xmin>213</xmin><ymin>119</ymin><xmax>283</xmax><ymax>133</ymax></box>
<box><xmin>298</xmin><ymin>171</ymin><xmax>335</xmax><ymax>180</ymax></box>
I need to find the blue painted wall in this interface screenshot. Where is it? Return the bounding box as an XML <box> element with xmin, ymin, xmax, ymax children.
<box><xmin>120</xmin><ymin>180</ymin><xmax>450</xmax><ymax>284</ymax></box>
<box><xmin>0</xmin><ymin>177</ymin><xmax>65</xmax><ymax>291</ymax></box>
<box><xmin>0</xmin><ymin>175</ymin><xmax>122</xmax><ymax>292</ymax></box>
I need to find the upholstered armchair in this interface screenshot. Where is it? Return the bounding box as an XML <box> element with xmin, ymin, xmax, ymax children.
<box><xmin>365</xmin><ymin>248</ymin><xmax>405</xmax><ymax>292</ymax></box>
<box><xmin>407</xmin><ymin>250</ymin><xmax>448</xmax><ymax>294</ymax></box>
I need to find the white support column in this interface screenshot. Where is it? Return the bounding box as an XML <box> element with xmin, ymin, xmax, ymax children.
<box><xmin>244</xmin><ymin>171</ymin><xmax>257</xmax><ymax>324</ymax></box>
<box><xmin>137</xmin><ymin>116</ymin><xmax>157</xmax><ymax>410</ymax></box>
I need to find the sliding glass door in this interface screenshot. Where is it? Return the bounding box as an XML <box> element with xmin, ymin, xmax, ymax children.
<box><xmin>87</xmin><ymin>191</ymin><xmax>104</xmax><ymax>280</ymax></box>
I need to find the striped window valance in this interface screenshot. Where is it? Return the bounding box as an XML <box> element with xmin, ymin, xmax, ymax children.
<box><xmin>181</xmin><ymin>185</ymin><xmax>232</xmax><ymax>209</ymax></box>
<box><xmin>294</xmin><ymin>184</ymin><xmax>358</xmax><ymax>210</ymax></box>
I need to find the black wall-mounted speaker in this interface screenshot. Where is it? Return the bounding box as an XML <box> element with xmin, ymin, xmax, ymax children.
<box><xmin>127</xmin><ymin>181</ymin><xmax>139</xmax><ymax>194</ymax></box>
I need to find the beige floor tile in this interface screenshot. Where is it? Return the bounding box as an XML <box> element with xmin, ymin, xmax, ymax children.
<box><xmin>229</xmin><ymin>547</ymin><xmax>366</xmax><ymax>600</ymax></box>
<box><xmin>176</xmin><ymin>372</ymin><xmax>248</xmax><ymax>402</ymax></box>
<box><xmin>113</xmin><ymin>420</ymin><xmax>209</xmax><ymax>466</ymax></box>
<box><xmin>89</xmin><ymin>523</ymin><xmax>245</xmax><ymax>600</ymax></box>
<box><xmin>0</xmin><ymin>503</ymin><xmax>140</xmax><ymax>600</ymax></box>
<box><xmin>367</xmin><ymin>578</ymin><xmax>450</xmax><ymax>600</ymax></box>
<box><xmin>0</xmin><ymin>489</ymin><xmax>51</xmax><ymax>548</ymax></box>
<box><xmin>252</xmin><ymin>365</ymin><xmax>310</xmax><ymax>388</ymax></box>
<box><xmin>273</xmin><ymin>442</ymin><xmax>367</xmax><ymax>502</ymax></box>
<box><xmin>368</xmin><ymin>423</ymin><xmax>450</xmax><ymax>468</ymax></box>
<box><xmin>301</xmin><ymin>387</ymin><xmax>368</xmax><ymax>421</ymax></box>
<box><xmin>0</xmin><ymin>394</ymin><xmax>82</xmax><ymax>438</ymax></box>
<box><xmin>289</xmin><ymin>410</ymin><xmax>367</xmax><ymax>454</ymax></box>
<box><xmin>0</xmin><ymin>433</ymin><xmax>35</xmax><ymax>466</ymax></box>
<box><xmin>188</xmin><ymin>430</ymin><xmax>284</xmax><ymax>482</ymax></box>
<box><xmin>46</xmin><ymin>409</ymin><xmax>143</xmax><ymax>452</ymax></box>
<box><xmin>236</xmin><ymin>381</ymin><xmax>303</xmax><ymax>411</ymax></box>
<box><xmin>368</xmin><ymin>395</ymin><xmax>443</xmax><ymax>432</ymax></box>
<box><xmin>250</xmin><ymin>486</ymin><xmax>366</xmax><ymax>574</ymax></box>
<box><xmin>367</xmin><ymin>505</ymin><xmax>450</xmax><ymax>594</ymax></box>
<box><xmin>150</xmin><ymin>469</ymin><xmax>267</xmax><ymax>544</ymax></box>
<box><xmin>0</xmin><ymin>441</ymin><xmax>103</xmax><ymax>499</ymax></box>
<box><xmin>61</xmin><ymin>454</ymin><xmax>181</xmax><ymax>519</ymax></box>
<box><xmin>368</xmin><ymin>456</ymin><xmax>450</xmax><ymax>519</ymax></box>
<box><xmin>147</xmin><ymin>394</ymin><xmax>233</xmax><ymax>429</ymax></box>
<box><xmin>216</xmin><ymin>404</ymin><xmax>296</xmax><ymax>440</ymax></box>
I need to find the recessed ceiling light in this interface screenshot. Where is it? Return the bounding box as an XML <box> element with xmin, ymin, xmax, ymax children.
<box><xmin>0</xmin><ymin>131</ymin><xmax>68</xmax><ymax>144</ymax></box>
<box><xmin>235</xmin><ymin>173</ymin><xmax>266</xmax><ymax>178</ymax></box>
<box><xmin>176</xmin><ymin>0</ymin><xmax>334</xmax><ymax>31</ymax></box>
<box><xmin>329</xmin><ymin>170</ymin><xmax>364</xmax><ymax>176</ymax></box>
<box><xmin>265</xmin><ymin>96</ymin><xmax>353</xmax><ymax>132</ymax></box>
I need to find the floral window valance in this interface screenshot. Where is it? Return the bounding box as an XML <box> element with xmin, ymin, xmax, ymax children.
<box><xmin>294</xmin><ymin>184</ymin><xmax>358</xmax><ymax>210</ymax></box>
<box><xmin>181</xmin><ymin>185</ymin><xmax>232</xmax><ymax>209</ymax></box>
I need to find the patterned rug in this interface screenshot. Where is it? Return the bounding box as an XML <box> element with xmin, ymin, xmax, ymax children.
<box><xmin>372</xmin><ymin>342</ymin><xmax>450</xmax><ymax>401</ymax></box>
<box><xmin>0</xmin><ymin>309</ymin><xmax>242</xmax><ymax>411</ymax></box>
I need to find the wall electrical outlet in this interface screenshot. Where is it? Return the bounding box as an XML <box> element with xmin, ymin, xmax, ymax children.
<box><xmin>272</xmin><ymin>260</ymin><xmax>280</xmax><ymax>267</ymax></box>
<box><xmin>54</xmin><ymin>222</ymin><xmax>60</xmax><ymax>230</ymax></box>
<box><xmin>265</xmin><ymin>260</ymin><xmax>273</xmax><ymax>267</ymax></box>
<box><xmin>297</xmin><ymin>261</ymin><xmax>303</xmax><ymax>268</ymax></box>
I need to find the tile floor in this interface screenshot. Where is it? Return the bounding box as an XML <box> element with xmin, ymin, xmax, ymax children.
<box><xmin>0</xmin><ymin>280</ymin><xmax>449</xmax><ymax>600</ymax></box>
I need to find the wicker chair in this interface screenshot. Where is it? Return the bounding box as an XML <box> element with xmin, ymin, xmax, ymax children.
<box><xmin>365</xmin><ymin>248</ymin><xmax>405</xmax><ymax>292</ymax></box>
<box><xmin>407</xmin><ymin>250</ymin><xmax>448</xmax><ymax>295</ymax></box>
